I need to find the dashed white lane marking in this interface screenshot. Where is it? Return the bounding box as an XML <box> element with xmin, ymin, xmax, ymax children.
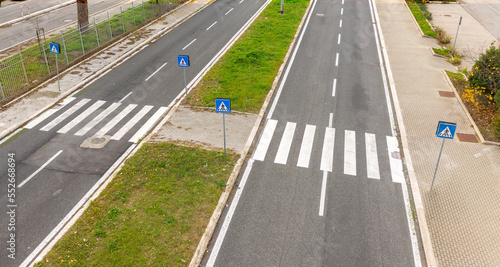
<box><xmin>111</xmin><ymin>105</ymin><xmax>153</xmax><ymax>141</ymax></box>
<box><xmin>206</xmin><ymin>21</ymin><xmax>217</xmax><ymax>31</ymax></box>
<box><xmin>18</xmin><ymin>150</ymin><xmax>63</xmax><ymax>188</ymax></box>
<box><xmin>297</xmin><ymin>125</ymin><xmax>316</xmax><ymax>168</ymax></box>
<box><xmin>344</xmin><ymin>130</ymin><xmax>356</xmax><ymax>176</ymax></box>
<box><xmin>332</xmin><ymin>78</ymin><xmax>337</xmax><ymax>96</ymax></box>
<box><xmin>320</xmin><ymin>127</ymin><xmax>335</xmax><ymax>172</ymax></box>
<box><xmin>387</xmin><ymin>136</ymin><xmax>405</xmax><ymax>183</ymax></box>
<box><xmin>275</xmin><ymin>122</ymin><xmax>297</xmax><ymax>165</ymax></box>
<box><xmin>129</xmin><ymin>106</ymin><xmax>168</xmax><ymax>143</ymax></box>
<box><xmin>365</xmin><ymin>133</ymin><xmax>380</xmax><ymax>179</ymax></box>
<box><xmin>40</xmin><ymin>99</ymin><xmax>90</xmax><ymax>131</ymax></box>
<box><xmin>319</xmin><ymin>171</ymin><xmax>328</xmax><ymax>216</ymax></box>
<box><xmin>338</xmin><ymin>33</ymin><xmax>341</xmax><ymax>44</ymax></box>
<box><xmin>145</xmin><ymin>62</ymin><xmax>167</xmax><ymax>81</ymax></box>
<box><xmin>253</xmin><ymin>119</ymin><xmax>278</xmax><ymax>161</ymax></box>
<box><xmin>341</xmin><ymin>8</ymin><xmax>344</xmax><ymax>15</ymax></box>
<box><xmin>339</xmin><ymin>19</ymin><xmax>342</xmax><ymax>27</ymax></box>
<box><xmin>335</xmin><ymin>53</ymin><xmax>339</xmax><ymax>66</ymax></box>
<box><xmin>225</xmin><ymin>8</ymin><xmax>234</xmax><ymax>16</ymax></box>
<box><xmin>118</xmin><ymin>92</ymin><xmax>133</xmax><ymax>103</ymax></box>
<box><xmin>182</xmin><ymin>39</ymin><xmax>197</xmax><ymax>50</ymax></box>
<box><xmin>57</xmin><ymin>100</ymin><xmax>105</xmax><ymax>134</ymax></box>
<box><xmin>239</xmin><ymin>0</ymin><xmax>244</xmax><ymax>3</ymax></box>
<box><xmin>94</xmin><ymin>104</ymin><xmax>137</xmax><ymax>138</ymax></box>
<box><xmin>75</xmin><ymin>102</ymin><xmax>121</xmax><ymax>136</ymax></box>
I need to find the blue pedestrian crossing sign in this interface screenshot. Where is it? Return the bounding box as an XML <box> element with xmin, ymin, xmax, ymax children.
<box><xmin>436</xmin><ymin>121</ymin><xmax>457</xmax><ymax>139</ymax></box>
<box><xmin>177</xmin><ymin>55</ymin><xmax>190</xmax><ymax>68</ymax></box>
<box><xmin>49</xmin><ymin>42</ymin><xmax>61</xmax><ymax>55</ymax></box>
<box><xmin>215</xmin><ymin>98</ymin><xmax>231</xmax><ymax>114</ymax></box>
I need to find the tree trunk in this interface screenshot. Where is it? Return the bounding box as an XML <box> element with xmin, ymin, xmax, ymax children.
<box><xmin>77</xmin><ymin>0</ymin><xmax>89</xmax><ymax>32</ymax></box>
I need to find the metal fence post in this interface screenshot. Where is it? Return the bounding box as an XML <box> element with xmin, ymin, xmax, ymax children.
<box><xmin>120</xmin><ymin>7</ymin><xmax>125</xmax><ymax>33</ymax></box>
<box><xmin>61</xmin><ymin>32</ymin><xmax>69</xmax><ymax>64</ymax></box>
<box><xmin>19</xmin><ymin>50</ymin><xmax>29</xmax><ymax>85</ymax></box>
<box><xmin>108</xmin><ymin>12</ymin><xmax>113</xmax><ymax>39</ymax></box>
<box><xmin>132</xmin><ymin>2</ymin><xmax>136</xmax><ymax>26</ymax></box>
<box><xmin>78</xmin><ymin>25</ymin><xmax>86</xmax><ymax>55</ymax></box>
<box><xmin>40</xmin><ymin>39</ymin><xmax>51</xmax><ymax>73</ymax></box>
<box><xmin>94</xmin><ymin>17</ymin><xmax>100</xmax><ymax>47</ymax></box>
<box><xmin>0</xmin><ymin>81</ymin><xmax>5</xmax><ymax>100</ymax></box>
<box><xmin>142</xmin><ymin>0</ymin><xmax>145</xmax><ymax>21</ymax></box>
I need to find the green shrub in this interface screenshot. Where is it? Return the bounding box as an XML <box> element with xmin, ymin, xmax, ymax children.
<box><xmin>468</xmin><ymin>44</ymin><xmax>500</xmax><ymax>97</ymax></box>
<box><xmin>494</xmin><ymin>93</ymin><xmax>500</xmax><ymax>137</ymax></box>
<box><xmin>447</xmin><ymin>55</ymin><xmax>462</xmax><ymax>66</ymax></box>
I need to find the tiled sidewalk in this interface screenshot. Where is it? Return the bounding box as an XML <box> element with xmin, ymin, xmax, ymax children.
<box><xmin>376</xmin><ymin>0</ymin><xmax>500</xmax><ymax>265</ymax></box>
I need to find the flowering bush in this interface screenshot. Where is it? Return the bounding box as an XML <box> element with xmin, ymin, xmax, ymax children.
<box><xmin>468</xmin><ymin>44</ymin><xmax>500</xmax><ymax>98</ymax></box>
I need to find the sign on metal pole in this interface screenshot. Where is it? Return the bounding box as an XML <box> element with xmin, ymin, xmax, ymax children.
<box><xmin>50</xmin><ymin>42</ymin><xmax>61</xmax><ymax>91</ymax></box>
<box><xmin>216</xmin><ymin>98</ymin><xmax>231</xmax><ymax>156</ymax></box>
<box><xmin>177</xmin><ymin>55</ymin><xmax>190</xmax><ymax>68</ymax></box>
<box><xmin>178</xmin><ymin>55</ymin><xmax>190</xmax><ymax>103</ymax></box>
<box><xmin>49</xmin><ymin>42</ymin><xmax>61</xmax><ymax>55</ymax></box>
<box><xmin>431</xmin><ymin>121</ymin><xmax>457</xmax><ymax>189</ymax></box>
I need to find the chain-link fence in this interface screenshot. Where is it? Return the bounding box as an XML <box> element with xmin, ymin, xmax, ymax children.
<box><xmin>0</xmin><ymin>0</ymin><xmax>185</xmax><ymax>104</ymax></box>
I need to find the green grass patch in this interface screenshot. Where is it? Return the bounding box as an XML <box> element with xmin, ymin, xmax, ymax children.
<box><xmin>417</xmin><ymin>2</ymin><xmax>432</xmax><ymax>21</ymax></box>
<box><xmin>446</xmin><ymin>70</ymin><xmax>465</xmax><ymax>80</ymax></box>
<box><xmin>407</xmin><ymin>3</ymin><xmax>436</xmax><ymax>37</ymax></box>
<box><xmin>433</xmin><ymin>47</ymin><xmax>451</xmax><ymax>58</ymax></box>
<box><xmin>190</xmin><ymin>0</ymin><xmax>310</xmax><ymax>113</ymax></box>
<box><xmin>35</xmin><ymin>143</ymin><xmax>238</xmax><ymax>266</ymax></box>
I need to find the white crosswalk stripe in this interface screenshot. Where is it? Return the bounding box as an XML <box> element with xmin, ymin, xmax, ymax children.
<box><xmin>320</xmin><ymin>127</ymin><xmax>335</xmax><ymax>172</ymax></box>
<box><xmin>27</xmin><ymin>99</ymin><xmax>168</xmax><ymax>142</ymax></box>
<box><xmin>274</xmin><ymin>122</ymin><xmax>296</xmax><ymax>165</ymax></box>
<box><xmin>57</xmin><ymin>100</ymin><xmax>105</xmax><ymax>134</ymax></box>
<box><xmin>253</xmin><ymin>119</ymin><xmax>278</xmax><ymax>161</ymax></box>
<box><xmin>252</xmin><ymin>120</ymin><xmax>405</xmax><ymax>183</ymax></box>
<box><xmin>75</xmin><ymin>102</ymin><xmax>121</xmax><ymax>136</ymax></box>
<box><xmin>40</xmin><ymin>98</ymin><xmax>90</xmax><ymax>131</ymax></box>
<box><xmin>297</xmin><ymin>125</ymin><xmax>316</xmax><ymax>168</ymax></box>
<box><xmin>365</xmin><ymin>133</ymin><xmax>380</xmax><ymax>179</ymax></box>
<box><xmin>94</xmin><ymin>104</ymin><xmax>137</xmax><ymax>138</ymax></box>
<box><xmin>344</xmin><ymin>130</ymin><xmax>356</xmax><ymax>176</ymax></box>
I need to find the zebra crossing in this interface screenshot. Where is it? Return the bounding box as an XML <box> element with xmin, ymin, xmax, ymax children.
<box><xmin>24</xmin><ymin>97</ymin><xmax>167</xmax><ymax>143</ymax></box>
<box><xmin>253</xmin><ymin>119</ymin><xmax>405</xmax><ymax>183</ymax></box>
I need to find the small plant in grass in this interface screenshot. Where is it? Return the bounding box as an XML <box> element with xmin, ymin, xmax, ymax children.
<box><xmin>433</xmin><ymin>47</ymin><xmax>450</xmax><ymax>58</ymax></box>
<box><xmin>447</xmin><ymin>55</ymin><xmax>462</xmax><ymax>66</ymax></box>
<box><xmin>435</xmin><ymin>26</ymin><xmax>451</xmax><ymax>44</ymax></box>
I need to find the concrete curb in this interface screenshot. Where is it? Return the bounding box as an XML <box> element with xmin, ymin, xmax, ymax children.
<box><xmin>430</xmin><ymin>46</ymin><xmax>450</xmax><ymax>59</ymax></box>
<box><xmin>374</xmin><ymin>0</ymin><xmax>437</xmax><ymax>265</ymax></box>
<box><xmin>188</xmin><ymin>0</ymin><xmax>316</xmax><ymax>266</ymax></box>
<box><xmin>403</xmin><ymin>1</ymin><xmax>426</xmax><ymax>38</ymax></box>
<box><xmin>0</xmin><ymin>0</ymin><xmax>75</xmax><ymax>28</ymax></box>
<box><xmin>442</xmin><ymin>69</ymin><xmax>500</xmax><ymax>146</ymax></box>
<box><xmin>0</xmin><ymin>0</ymin><xmax>201</xmax><ymax>141</ymax></box>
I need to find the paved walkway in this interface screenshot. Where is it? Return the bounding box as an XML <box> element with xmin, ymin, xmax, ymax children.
<box><xmin>427</xmin><ymin>2</ymin><xmax>497</xmax><ymax>67</ymax></box>
<box><xmin>377</xmin><ymin>0</ymin><xmax>500</xmax><ymax>265</ymax></box>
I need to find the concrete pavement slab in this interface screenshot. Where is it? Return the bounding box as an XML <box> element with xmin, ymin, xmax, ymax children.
<box><xmin>377</xmin><ymin>0</ymin><xmax>500</xmax><ymax>265</ymax></box>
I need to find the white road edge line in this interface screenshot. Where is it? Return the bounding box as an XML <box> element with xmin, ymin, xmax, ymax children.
<box><xmin>20</xmin><ymin>144</ymin><xmax>136</xmax><ymax>267</ymax></box>
<box><xmin>145</xmin><ymin>62</ymin><xmax>168</xmax><ymax>81</ymax></box>
<box><xmin>369</xmin><ymin>0</ymin><xmax>423</xmax><ymax>266</ymax></box>
<box><xmin>206</xmin><ymin>21</ymin><xmax>217</xmax><ymax>31</ymax></box>
<box><xmin>18</xmin><ymin>150</ymin><xmax>63</xmax><ymax>188</ymax></box>
<box><xmin>182</xmin><ymin>38</ymin><xmax>197</xmax><ymax>50</ymax></box>
<box><xmin>319</xmin><ymin>171</ymin><xmax>328</xmax><ymax>216</ymax></box>
<box><xmin>225</xmin><ymin>8</ymin><xmax>234</xmax><ymax>16</ymax></box>
<box><xmin>118</xmin><ymin>92</ymin><xmax>133</xmax><ymax>103</ymax></box>
<box><xmin>207</xmin><ymin>159</ymin><xmax>255</xmax><ymax>267</ymax></box>
<box><xmin>267</xmin><ymin>0</ymin><xmax>318</xmax><ymax>119</ymax></box>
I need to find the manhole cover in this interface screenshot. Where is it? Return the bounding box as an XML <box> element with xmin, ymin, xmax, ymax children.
<box><xmin>444</xmin><ymin>14</ymin><xmax>452</xmax><ymax>17</ymax></box>
<box><xmin>81</xmin><ymin>135</ymin><xmax>111</xmax><ymax>149</ymax></box>
<box><xmin>439</xmin><ymin>91</ymin><xmax>455</xmax><ymax>97</ymax></box>
<box><xmin>456</xmin><ymin>133</ymin><xmax>478</xmax><ymax>143</ymax></box>
<box><xmin>91</xmin><ymin>137</ymin><xmax>106</xmax><ymax>144</ymax></box>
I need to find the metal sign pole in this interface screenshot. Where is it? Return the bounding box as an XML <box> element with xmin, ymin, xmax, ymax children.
<box><xmin>223</xmin><ymin>113</ymin><xmax>226</xmax><ymax>157</ymax></box>
<box><xmin>56</xmin><ymin>53</ymin><xmax>60</xmax><ymax>91</ymax></box>
<box><xmin>431</xmin><ymin>138</ymin><xmax>446</xmax><ymax>190</ymax></box>
<box><xmin>281</xmin><ymin>0</ymin><xmax>284</xmax><ymax>14</ymax></box>
<box><xmin>451</xmin><ymin>16</ymin><xmax>462</xmax><ymax>56</ymax></box>
<box><xmin>183</xmin><ymin>68</ymin><xmax>188</xmax><ymax>104</ymax></box>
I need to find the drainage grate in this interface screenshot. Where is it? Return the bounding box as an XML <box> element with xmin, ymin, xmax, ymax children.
<box><xmin>439</xmin><ymin>91</ymin><xmax>455</xmax><ymax>98</ymax></box>
<box><xmin>456</xmin><ymin>133</ymin><xmax>478</xmax><ymax>143</ymax></box>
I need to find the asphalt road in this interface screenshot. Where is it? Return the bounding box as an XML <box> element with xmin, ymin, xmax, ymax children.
<box><xmin>206</xmin><ymin>0</ymin><xmax>420</xmax><ymax>266</ymax></box>
<box><xmin>462</xmin><ymin>0</ymin><xmax>500</xmax><ymax>40</ymax></box>
<box><xmin>0</xmin><ymin>0</ymin><xmax>131</xmax><ymax>51</ymax></box>
<box><xmin>0</xmin><ymin>0</ymin><xmax>72</xmax><ymax>25</ymax></box>
<box><xmin>0</xmin><ymin>0</ymin><xmax>269</xmax><ymax>266</ymax></box>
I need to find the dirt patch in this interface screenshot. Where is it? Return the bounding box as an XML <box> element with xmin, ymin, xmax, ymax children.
<box><xmin>33</xmin><ymin>91</ymin><xmax>60</xmax><ymax>98</ymax></box>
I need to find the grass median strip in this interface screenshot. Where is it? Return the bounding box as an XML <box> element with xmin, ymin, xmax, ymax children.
<box><xmin>407</xmin><ymin>2</ymin><xmax>436</xmax><ymax>38</ymax></box>
<box><xmin>191</xmin><ymin>0</ymin><xmax>310</xmax><ymax>113</ymax></box>
<box><xmin>36</xmin><ymin>143</ymin><xmax>237</xmax><ymax>266</ymax></box>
